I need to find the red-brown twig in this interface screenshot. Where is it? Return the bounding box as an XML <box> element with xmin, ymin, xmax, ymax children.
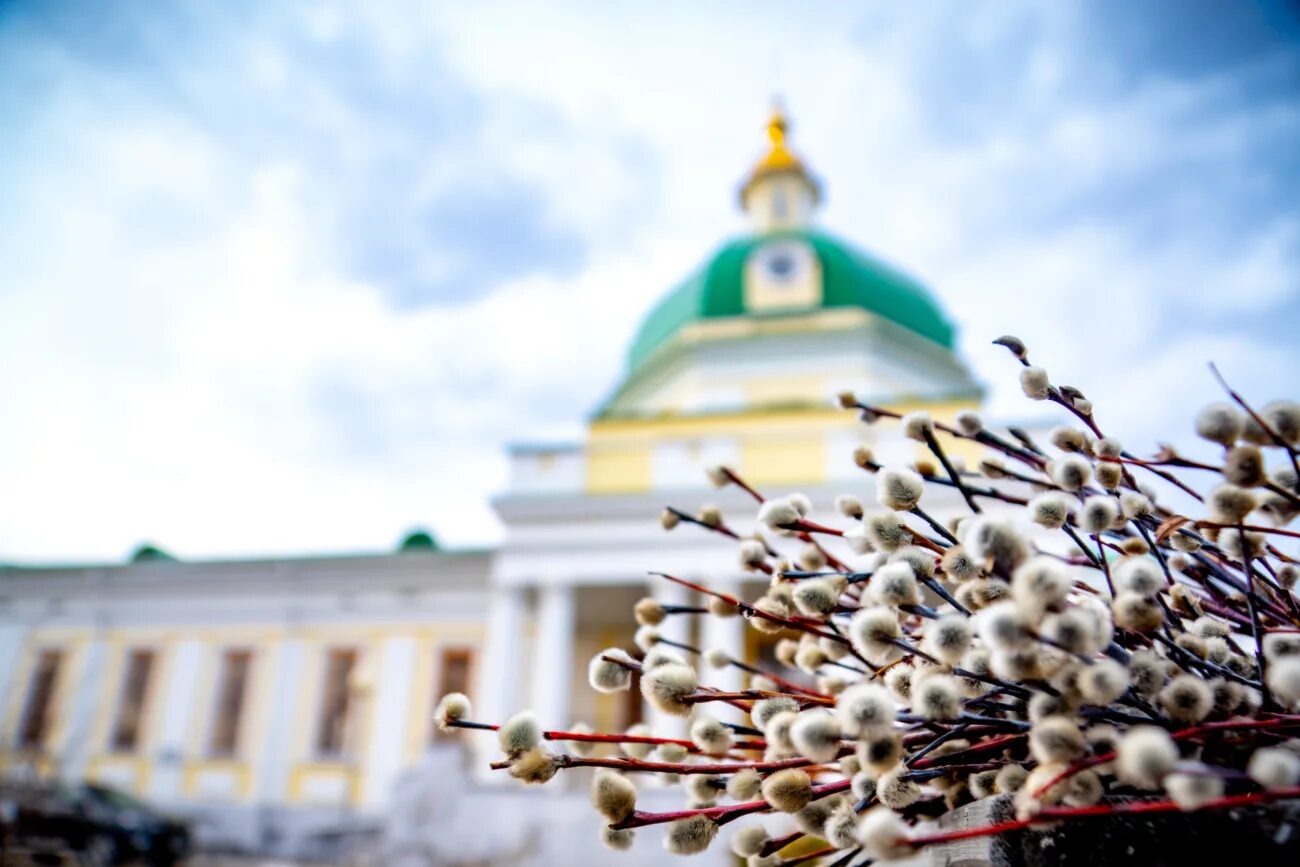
<box><xmin>907</xmin><ymin>786</ymin><xmax>1300</xmax><ymax>850</ymax></box>
<box><xmin>610</xmin><ymin>778</ymin><xmax>852</xmax><ymax>830</ymax></box>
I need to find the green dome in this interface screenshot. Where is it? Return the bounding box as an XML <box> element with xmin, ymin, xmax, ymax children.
<box><xmin>398</xmin><ymin>529</ymin><xmax>440</xmax><ymax>552</ymax></box>
<box><xmin>129</xmin><ymin>542</ymin><xmax>176</xmax><ymax>563</ymax></box>
<box><xmin>627</xmin><ymin>228</ymin><xmax>956</xmax><ymax>372</ymax></box>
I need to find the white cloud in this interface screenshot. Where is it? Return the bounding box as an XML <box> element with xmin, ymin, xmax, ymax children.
<box><xmin>0</xmin><ymin>0</ymin><xmax>1296</xmax><ymax>561</ymax></box>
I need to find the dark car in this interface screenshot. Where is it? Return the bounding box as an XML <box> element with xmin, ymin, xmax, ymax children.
<box><xmin>0</xmin><ymin>779</ymin><xmax>190</xmax><ymax>866</ymax></box>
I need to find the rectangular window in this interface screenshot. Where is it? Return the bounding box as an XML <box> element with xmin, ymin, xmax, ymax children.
<box><xmin>18</xmin><ymin>649</ymin><xmax>64</xmax><ymax>749</ymax></box>
<box><xmin>430</xmin><ymin>648</ymin><xmax>473</xmax><ymax>742</ymax></box>
<box><xmin>208</xmin><ymin>649</ymin><xmax>253</xmax><ymax>757</ymax></box>
<box><xmin>110</xmin><ymin>649</ymin><xmax>156</xmax><ymax>753</ymax></box>
<box><xmin>315</xmin><ymin>648</ymin><xmax>357</xmax><ymax>757</ymax></box>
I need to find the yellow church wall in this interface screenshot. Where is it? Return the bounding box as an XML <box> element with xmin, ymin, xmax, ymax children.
<box><xmin>586</xmin><ymin>445</ymin><xmax>653</xmax><ymax>494</ymax></box>
<box><xmin>180</xmin><ymin>628</ymin><xmax>282</xmax><ymax>802</ymax></box>
<box><xmin>1</xmin><ymin>629</ymin><xmax>88</xmax><ymax>777</ymax></box>
<box><xmin>402</xmin><ymin>622</ymin><xmax>485</xmax><ymax>766</ymax></box>
<box><xmin>286</xmin><ymin>627</ymin><xmax>368</xmax><ymax>808</ymax></box>
<box><xmin>85</xmin><ymin>630</ymin><xmax>174</xmax><ymax>796</ymax></box>
<box><xmin>3</xmin><ymin>620</ymin><xmax>483</xmax><ymax>805</ymax></box>
<box><xmin>743</xmin><ymin>373</ymin><xmax>830</xmax><ymax>408</ymax></box>
<box><xmin>584</xmin><ymin>397</ymin><xmax>980</xmax><ymax>494</ymax></box>
<box><xmin>741</xmin><ymin>435</ymin><xmax>827</xmax><ymax>486</ymax></box>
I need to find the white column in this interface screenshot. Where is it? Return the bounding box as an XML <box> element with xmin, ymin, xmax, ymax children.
<box><xmin>650</xmin><ymin>579</ymin><xmax>692</xmax><ymax>737</ymax></box>
<box><xmin>531</xmin><ymin>583</ymin><xmax>576</xmax><ymax>731</ymax></box>
<box><xmin>257</xmin><ymin>637</ymin><xmax>305</xmax><ymax>803</ymax></box>
<box><xmin>149</xmin><ymin>640</ymin><xmax>203</xmax><ymax>802</ymax></box>
<box><xmin>0</xmin><ymin>623</ymin><xmax>30</xmax><ymax>733</ymax></box>
<box><xmin>476</xmin><ymin>586</ymin><xmax>526</xmax><ymax>779</ymax></box>
<box><xmin>361</xmin><ymin>636</ymin><xmax>416</xmax><ymax>811</ymax></box>
<box><xmin>57</xmin><ymin>633</ymin><xmax>108</xmax><ymax>781</ymax></box>
<box><xmin>703</xmin><ymin>577</ymin><xmax>747</xmax><ymax>724</ymax></box>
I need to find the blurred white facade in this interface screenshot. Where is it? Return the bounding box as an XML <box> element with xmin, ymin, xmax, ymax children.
<box><xmin>1</xmin><ymin>110</ymin><xmax>1007</xmax><ymax>864</ymax></box>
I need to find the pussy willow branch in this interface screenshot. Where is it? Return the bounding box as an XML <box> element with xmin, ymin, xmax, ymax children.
<box><xmin>1030</xmin><ymin>717</ymin><xmax>1300</xmax><ymax>799</ymax></box>
<box><xmin>906</xmin><ymin>787</ymin><xmax>1300</xmax><ymax>850</ymax></box>
<box><xmin>444</xmin><ymin>718</ymin><xmax>767</xmax><ymax>753</ymax></box>
<box><xmin>846</xmin><ymin>398</ymin><xmax>1045</xmax><ymax>468</ymax></box>
<box><xmin>552</xmin><ymin>753</ymin><xmax>818</xmax><ymax>775</ymax></box>
<box><xmin>609</xmin><ymin>778</ymin><xmax>853</xmax><ymax>830</ymax></box>
<box><xmin>651</xmin><ymin>572</ymin><xmax>848</xmax><ymax>644</ymax></box>
<box><xmin>1210</xmin><ymin>362</ymin><xmax>1300</xmax><ymax>479</ymax></box>
<box><xmin>920</xmin><ymin>425</ymin><xmax>981</xmax><ymax>514</ymax></box>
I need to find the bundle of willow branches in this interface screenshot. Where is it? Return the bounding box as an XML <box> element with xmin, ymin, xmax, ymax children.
<box><xmin>436</xmin><ymin>336</ymin><xmax>1300</xmax><ymax>864</ymax></box>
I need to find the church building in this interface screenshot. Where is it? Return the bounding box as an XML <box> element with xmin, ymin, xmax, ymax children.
<box><xmin>0</xmin><ymin>109</ymin><xmax>984</xmax><ymax>862</ymax></box>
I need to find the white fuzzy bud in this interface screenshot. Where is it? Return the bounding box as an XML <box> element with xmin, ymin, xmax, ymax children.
<box><xmin>864</xmin><ymin>510</ymin><xmax>910</xmax><ymax>552</ymax></box>
<box><xmin>855</xmin><ymin>807</ymin><xmax>914</xmax><ymax>860</ymax></box>
<box><xmin>1080</xmin><ymin>495</ymin><xmax>1120</xmax><ymax>534</ymax></box>
<box><xmin>956</xmin><ymin>410</ymin><xmax>983</xmax><ymax>436</ymax></box>
<box><xmin>725</xmin><ymin>769</ymin><xmax>761</xmax><ymax>804</ymax></box>
<box><xmin>1195</xmin><ymin>402</ymin><xmax>1243</xmax><ymax>447</ymax></box>
<box><xmin>1078</xmin><ymin>657</ymin><xmax>1129</xmax><ymax>705</ymax></box>
<box><xmin>835</xmin><ymin>683</ymin><xmax>897</xmax><ymax>737</ymax></box>
<box><xmin>1117</xmin><ymin>726</ymin><xmax>1179</xmax><ymax>789</ymax></box>
<box><xmin>690</xmin><ymin>714</ymin><xmax>735</xmax><ymax>756</ymax></box>
<box><xmin>1029</xmin><ymin>716</ymin><xmax>1086</xmax><ymax>765</ymax></box>
<box><xmin>761</xmin><ymin>768</ymin><xmax>813</xmax><ymax>813</ymax></box>
<box><xmin>1011</xmin><ymin>556</ymin><xmax>1072</xmax><ymax>619</ymax></box>
<box><xmin>1051</xmin><ymin>454</ymin><xmax>1093</xmax><ymax>491</ymax></box>
<box><xmin>877</xmin><ymin>766</ymin><xmax>921</xmax><ymax>809</ymax></box>
<box><xmin>793</xmin><ymin>579</ymin><xmax>840</xmax><ymax>617</ymax></box>
<box><xmin>498</xmin><ymin>711</ymin><xmax>541</xmax><ymax>755</ymax></box>
<box><xmin>1266</xmin><ymin>656</ymin><xmax>1300</xmax><ymax>708</ymax></box>
<box><xmin>870</xmin><ymin>562</ymin><xmax>922</xmax><ymax>608</ymax></box>
<box><xmin>1120</xmin><ymin>491</ymin><xmax>1153</xmax><ymax>519</ymax></box>
<box><xmin>1248</xmin><ymin>747</ymin><xmax>1300</xmax><ymax>790</ymax></box>
<box><xmin>850</xmin><ymin>606</ymin><xmax>903</xmax><ymax>660</ymax></box>
<box><xmin>790</xmin><ymin>710</ymin><xmax>843</xmax><ymax>762</ymax></box>
<box><xmin>923</xmin><ymin>615</ymin><xmax>974</xmax><ymax>665</ymax></box>
<box><xmin>1209</xmin><ymin>484</ymin><xmax>1258</xmax><ymax>523</ymax></box>
<box><xmin>1020</xmin><ymin>366</ymin><xmax>1051</xmax><ymax>400</ymax></box>
<box><xmin>1115</xmin><ymin>557</ymin><xmax>1164</xmax><ymax>596</ymax></box>
<box><xmin>634</xmin><ymin>597</ymin><xmax>667</xmax><ymax>626</ymax></box>
<box><xmin>902</xmin><ymin>412</ymin><xmax>934</xmax><ymax>442</ymax></box>
<box><xmin>757</xmin><ymin>498</ymin><xmax>802</xmax><ymax>531</ymax></box>
<box><xmin>664</xmin><ymin>814</ymin><xmax>718</xmax><ymax>855</ymax></box>
<box><xmin>1050</xmin><ymin>425</ymin><xmax>1088</xmax><ymax>453</ymax></box>
<box><xmin>601</xmin><ymin>827</ymin><xmax>634</xmax><ymax>851</ymax></box>
<box><xmin>730</xmin><ymin>824</ymin><xmax>769</xmax><ymax>858</ymax></box>
<box><xmin>843</xmin><ymin>524</ymin><xmax>874</xmax><ymax>555</ymax></box>
<box><xmin>877</xmin><ymin>466</ymin><xmax>925</xmax><ymax>511</ymax></box>
<box><xmin>739</xmin><ymin>539</ymin><xmax>768</xmax><ymax>572</ymax></box>
<box><xmin>434</xmin><ymin>692</ymin><xmax>471</xmax><ymax>731</ymax></box>
<box><xmin>977</xmin><ymin>601</ymin><xmax>1032</xmax><ymax>651</ymax></box>
<box><xmin>912</xmin><ymin>673</ymin><xmax>962</xmax><ymax>721</ymax></box>
<box><xmin>835</xmin><ymin>494</ymin><xmax>865</xmax><ymax>519</ymax></box>
<box><xmin>964</xmin><ymin>516</ymin><xmax>1031</xmax><ymax>573</ymax></box>
<box><xmin>1164</xmin><ymin>771</ymin><xmax>1223</xmax><ymax>811</ymax></box>
<box><xmin>706</xmin><ymin>464</ymin><xmax>732</xmax><ymax>487</ymax></box>
<box><xmin>507</xmin><ymin>746</ymin><xmax>559</xmax><ymax>784</ymax></box>
<box><xmin>1028</xmin><ymin>492</ymin><xmax>1073</xmax><ymax>529</ymax></box>
<box><xmin>591</xmin><ymin>769</ymin><xmax>637</xmax><ymax>822</ymax></box>
<box><xmin>640</xmin><ymin>663</ymin><xmax>698</xmax><ymax>716</ymax></box>
<box><xmin>1263</xmin><ymin>400</ymin><xmax>1300</xmax><ymax>443</ymax></box>
<box><xmin>752</xmin><ymin>697</ymin><xmax>799</xmax><ymax>729</ymax></box>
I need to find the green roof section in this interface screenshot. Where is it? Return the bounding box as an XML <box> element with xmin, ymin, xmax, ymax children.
<box><xmin>129</xmin><ymin>542</ymin><xmax>176</xmax><ymax>563</ymax></box>
<box><xmin>398</xmin><ymin>529</ymin><xmax>440</xmax><ymax>552</ymax></box>
<box><xmin>626</xmin><ymin>228</ymin><xmax>957</xmax><ymax>372</ymax></box>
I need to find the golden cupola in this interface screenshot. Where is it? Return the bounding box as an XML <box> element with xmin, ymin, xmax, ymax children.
<box><xmin>738</xmin><ymin>105</ymin><xmax>823</xmax><ymax>231</ymax></box>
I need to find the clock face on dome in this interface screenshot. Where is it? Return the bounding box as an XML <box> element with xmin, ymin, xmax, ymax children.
<box><xmin>744</xmin><ymin>240</ymin><xmax>822</xmax><ymax>311</ymax></box>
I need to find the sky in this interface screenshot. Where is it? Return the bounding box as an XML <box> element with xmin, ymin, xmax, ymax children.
<box><xmin>1</xmin><ymin>0</ymin><xmax>1298</xmax><ymax>562</ymax></box>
